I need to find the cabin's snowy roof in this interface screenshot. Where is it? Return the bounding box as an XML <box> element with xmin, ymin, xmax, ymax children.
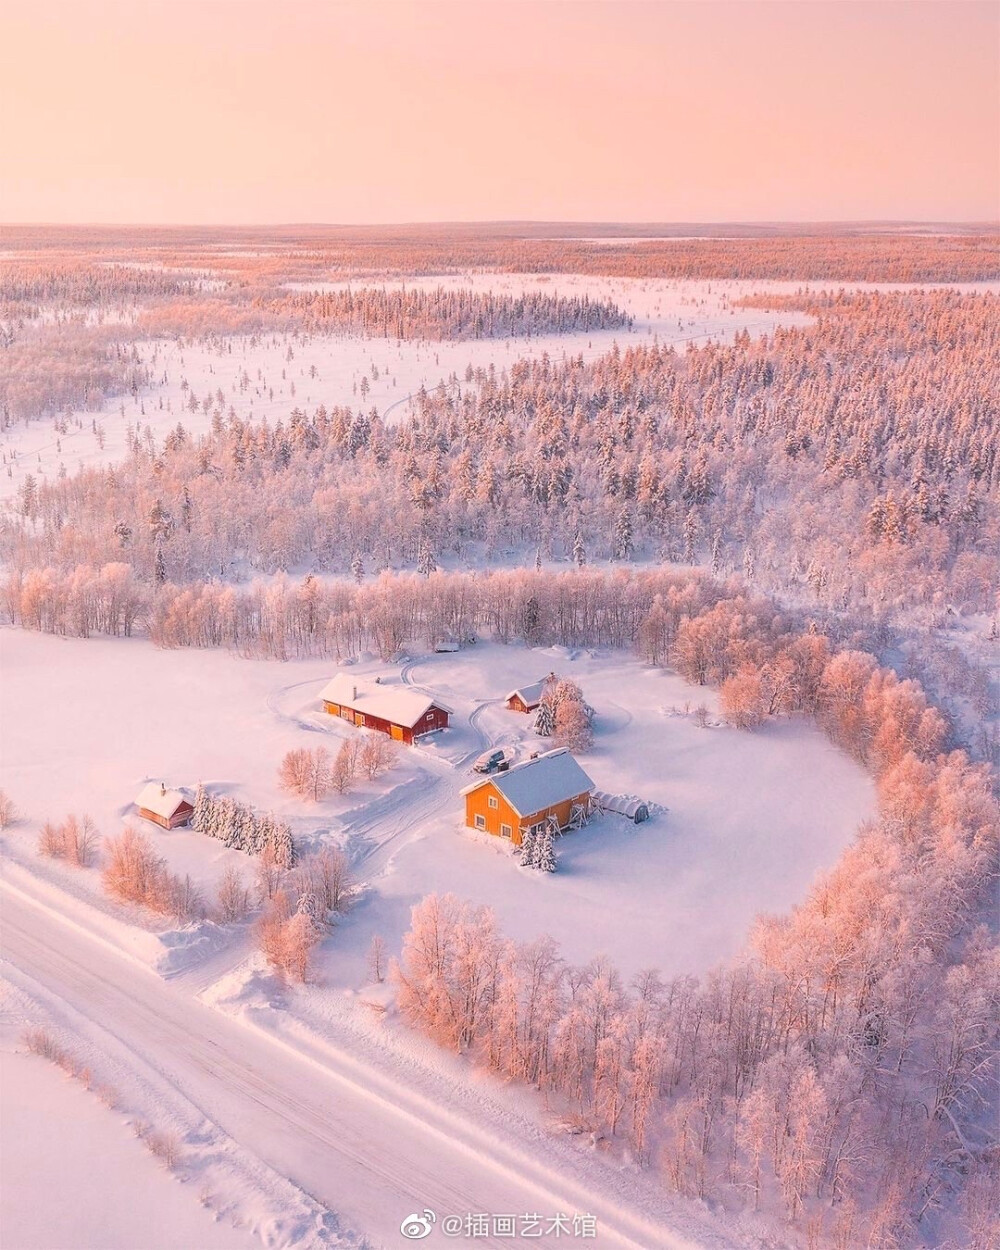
<box><xmin>461</xmin><ymin>748</ymin><xmax>594</xmax><ymax>818</ymax></box>
<box><xmin>134</xmin><ymin>782</ymin><xmax>191</xmax><ymax>819</ymax></box>
<box><xmin>319</xmin><ymin>672</ymin><xmax>451</xmax><ymax>729</ymax></box>
<box><xmin>505</xmin><ymin>679</ymin><xmax>548</xmax><ymax>706</ymax></box>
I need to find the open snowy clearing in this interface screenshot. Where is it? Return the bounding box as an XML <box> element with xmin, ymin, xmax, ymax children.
<box><xmin>0</xmin><ymin>629</ymin><xmax>873</xmax><ymax>983</ymax></box>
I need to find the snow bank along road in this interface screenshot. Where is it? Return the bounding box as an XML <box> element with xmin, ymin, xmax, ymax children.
<box><xmin>1</xmin><ymin>883</ymin><xmax>724</xmax><ymax>1250</ymax></box>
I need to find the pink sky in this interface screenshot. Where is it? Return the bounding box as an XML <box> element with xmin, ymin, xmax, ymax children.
<box><xmin>1</xmin><ymin>0</ymin><xmax>997</xmax><ymax>224</ymax></box>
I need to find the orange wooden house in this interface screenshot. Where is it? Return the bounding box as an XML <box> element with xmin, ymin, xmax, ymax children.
<box><xmin>461</xmin><ymin>748</ymin><xmax>595</xmax><ymax>846</ymax></box>
<box><xmin>319</xmin><ymin>673</ymin><xmax>451</xmax><ymax>744</ymax></box>
<box><xmin>134</xmin><ymin>782</ymin><xmax>194</xmax><ymax>830</ymax></box>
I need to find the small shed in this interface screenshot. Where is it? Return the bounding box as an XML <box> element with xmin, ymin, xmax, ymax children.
<box><xmin>504</xmin><ymin>675</ymin><xmax>554</xmax><ymax>714</ymax></box>
<box><xmin>592</xmin><ymin>790</ymin><xmax>651</xmax><ymax>823</ymax></box>
<box><xmin>320</xmin><ymin>673</ymin><xmax>451</xmax><ymax>744</ymax></box>
<box><xmin>461</xmin><ymin>748</ymin><xmax>595</xmax><ymax>846</ymax></box>
<box><xmin>134</xmin><ymin>782</ymin><xmax>194</xmax><ymax>830</ymax></box>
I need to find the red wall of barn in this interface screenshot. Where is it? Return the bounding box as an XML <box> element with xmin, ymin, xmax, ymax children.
<box><xmin>324</xmin><ymin>700</ymin><xmax>449</xmax><ymax>742</ymax></box>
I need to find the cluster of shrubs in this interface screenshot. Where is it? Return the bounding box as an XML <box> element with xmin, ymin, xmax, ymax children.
<box><xmin>277</xmin><ymin>733</ymin><xmax>396</xmax><ymax>802</ymax></box>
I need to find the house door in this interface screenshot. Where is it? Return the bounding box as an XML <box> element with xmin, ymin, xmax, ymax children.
<box><xmin>391</xmin><ymin>724</ymin><xmax>404</xmax><ymax>741</ymax></box>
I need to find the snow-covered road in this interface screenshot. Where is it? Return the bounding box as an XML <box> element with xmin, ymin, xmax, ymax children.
<box><xmin>1</xmin><ymin>882</ymin><xmax>720</xmax><ymax>1250</ymax></box>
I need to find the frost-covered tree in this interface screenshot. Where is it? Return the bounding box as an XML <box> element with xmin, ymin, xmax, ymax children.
<box><xmin>519</xmin><ymin>827</ymin><xmax>538</xmax><ymax>867</ymax></box>
<box><xmin>613</xmin><ymin>507</ymin><xmax>633</xmax><ymax>561</ymax></box>
<box><xmin>535</xmin><ymin>829</ymin><xmax>557</xmax><ymax>873</ymax></box>
<box><xmin>417</xmin><ymin>538</ymin><xmax>437</xmax><ymax>576</ymax></box>
<box><xmin>534</xmin><ymin>699</ymin><xmax>557</xmax><ymax>737</ymax></box>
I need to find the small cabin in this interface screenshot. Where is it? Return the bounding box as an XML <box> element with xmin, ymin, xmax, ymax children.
<box><xmin>461</xmin><ymin>748</ymin><xmax>595</xmax><ymax>846</ymax></box>
<box><xmin>504</xmin><ymin>675</ymin><xmax>554</xmax><ymax>715</ymax></box>
<box><xmin>319</xmin><ymin>673</ymin><xmax>451</xmax><ymax>744</ymax></box>
<box><xmin>134</xmin><ymin>782</ymin><xmax>194</xmax><ymax>830</ymax></box>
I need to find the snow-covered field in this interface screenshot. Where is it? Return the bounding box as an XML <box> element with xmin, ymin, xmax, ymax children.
<box><xmin>0</xmin><ymin>626</ymin><xmax>874</xmax><ymax>1248</ymax></box>
<box><xmin>0</xmin><ymin>630</ymin><xmax>873</xmax><ymax>981</ymax></box>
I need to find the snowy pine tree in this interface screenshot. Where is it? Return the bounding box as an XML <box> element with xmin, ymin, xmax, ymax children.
<box><xmin>193</xmin><ymin>783</ymin><xmax>209</xmax><ymax>831</ymax></box>
<box><xmin>296</xmin><ymin>890</ymin><xmax>324</xmax><ymax>929</ymax></box>
<box><xmin>613</xmin><ymin>507</ymin><xmax>633</xmax><ymax>561</ymax></box>
<box><xmin>534</xmin><ymin>698</ymin><xmax>556</xmax><ymax>737</ymax></box>
<box><xmin>572</xmin><ymin>530</ymin><xmax>586</xmax><ymax>567</ymax></box>
<box><xmin>519</xmin><ymin>827</ymin><xmax>538</xmax><ymax>867</ymax></box>
<box><xmin>350</xmin><ymin>551</ymin><xmax>365</xmax><ymax>584</ymax></box>
<box><xmin>536</xmin><ymin>829</ymin><xmax>557</xmax><ymax>873</ymax></box>
<box><xmin>417</xmin><ymin>539</ymin><xmax>437</xmax><ymax>576</ymax></box>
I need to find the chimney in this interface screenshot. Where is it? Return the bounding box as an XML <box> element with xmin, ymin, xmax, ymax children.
<box><xmin>160</xmin><ymin>782</ymin><xmax>166</xmax><ymax>796</ymax></box>
<box><xmin>352</xmin><ymin>685</ymin><xmax>358</xmax><ymax>701</ymax></box>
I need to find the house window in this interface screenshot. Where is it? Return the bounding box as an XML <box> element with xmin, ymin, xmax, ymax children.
<box><xmin>474</xmin><ymin>814</ymin><xmax>486</xmax><ymax>830</ymax></box>
<box><xmin>488</xmin><ymin>796</ymin><xmax>498</xmax><ymax>810</ymax></box>
<box><xmin>500</xmin><ymin>823</ymin><xmax>512</xmax><ymax>839</ymax></box>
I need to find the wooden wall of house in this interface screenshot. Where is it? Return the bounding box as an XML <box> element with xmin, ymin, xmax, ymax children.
<box><xmin>137</xmin><ymin>804</ymin><xmax>193</xmax><ymax>830</ymax></box>
<box><xmin>464</xmin><ymin>786</ymin><xmax>591</xmax><ymax>846</ymax></box>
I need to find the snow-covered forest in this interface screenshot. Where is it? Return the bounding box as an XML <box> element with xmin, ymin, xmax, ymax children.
<box><xmin>4</xmin><ymin>286</ymin><xmax>996</xmax><ymax>622</ymax></box>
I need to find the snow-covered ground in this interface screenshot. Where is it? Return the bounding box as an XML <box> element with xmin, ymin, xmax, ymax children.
<box><xmin>0</xmin><ymin>630</ymin><xmax>873</xmax><ymax>982</ymax></box>
<box><xmin>0</xmin><ymin>1044</ymin><xmax>258</xmax><ymax>1250</ymax></box>
<box><xmin>0</xmin><ymin>627</ymin><xmax>874</xmax><ymax>1248</ymax></box>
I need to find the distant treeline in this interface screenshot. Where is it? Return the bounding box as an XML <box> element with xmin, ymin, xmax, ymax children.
<box><xmin>3</xmin><ymin>226</ymin><xmax>997</xmax><ymax>282</ymax></box>
<box><xmin>276</xmin><ymin>286</ymin><xmax>632</xmax><ymax>340</ymax></box>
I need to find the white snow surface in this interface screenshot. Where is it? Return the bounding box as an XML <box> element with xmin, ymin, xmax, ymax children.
<box><xmin>0</xmin><ymin>627</ymin><xmax>876</xmax><ymax>1248</ymax></box>
<box><xmin>0</xmin><ymin>1045</ymin><xmax>258</xmax><ymax>1250</ymax></box>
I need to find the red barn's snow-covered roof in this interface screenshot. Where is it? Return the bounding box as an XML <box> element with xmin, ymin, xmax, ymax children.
<box><xmin>134</xmin><ymin>782</ymin><xmax>191</xmax><ymax>820</ymax></box>
<box><xmin>320</xmin><ymin>673</ymin><xmax>451</xmax><ymax>729</ymax></box>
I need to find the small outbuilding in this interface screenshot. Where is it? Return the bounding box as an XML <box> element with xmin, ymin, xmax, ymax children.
<box><xmin>504</xmin><ymin>675</ymin><xmax>554</xmax><ymax>714</ymax></box>
<box><xmin>134</xmin><ymin>782</ymin><xmax>194</xmax><ymax>830</ymax></box>
<box><xmin>320</xmin><ymin>673</ymin><xmax>451</xmax><ymax>744</ymax></box>
<box><xmin>592</xmin><ymin>790</ymin><xmax>651</xmax><ymax>823</ymax></box>
<box><xmin>461</xmin><ymin>748</ymin><xmax>595</xmax><ymax>846</ymax></box>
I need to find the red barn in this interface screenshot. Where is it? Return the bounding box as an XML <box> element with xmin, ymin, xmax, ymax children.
<box><xmin>320</xmin><ymin>673</ymin><xmax>451</xmax><ymax>744</ymax></box>
<box><xmin>504</xmin><ymin>676</ymin><xmax>553</xmax><ymax>714</ymax></box>
<box><xmin>134</xmin><ymin>782</ymin><xmax>194</xmax><ymax>830</ymax></box>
